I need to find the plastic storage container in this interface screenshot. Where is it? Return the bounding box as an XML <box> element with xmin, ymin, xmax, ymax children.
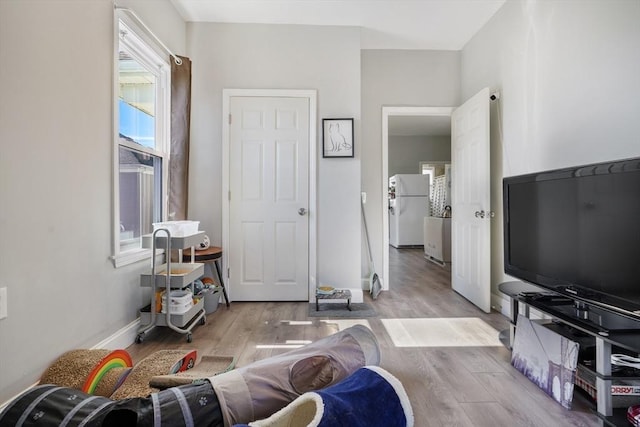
<box><xmin>152</xmin><ymin>220</ymin><xmax>200</xmax><ymax>237</ymax></box>
<box><xmin>161</xmin><ymin>290</ymin><xmax>194</xmax><ymax>314</ymax></box>
<box><xmin>199</xmin><ymin>287</ymin><xmax>222</xmax><ymax>314</ymax></box>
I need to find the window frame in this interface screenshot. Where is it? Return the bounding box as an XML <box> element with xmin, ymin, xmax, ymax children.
<box><xmin>112</xmin><ymin>13</ymin><xmax>171</xmax><ymax>268</ymax></box>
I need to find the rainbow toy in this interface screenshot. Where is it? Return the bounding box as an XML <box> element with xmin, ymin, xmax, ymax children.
<box><xmin>82</xmin><ymin>349</ymin><xmax>133</xmax><ymax>395</ymax></box>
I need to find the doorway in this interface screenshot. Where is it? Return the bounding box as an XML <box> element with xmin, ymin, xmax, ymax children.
<box><xmin>382</xmin><ymin>106</ymin><xmax>454</xmax><ymax>291</ymax></box>
<box><xmin>222</xmin><ymin>89</ymin><xmax>318</xmax><ymax>302</ymax></box>
<box><xmin>382</xmin><ymin>89</ymin><xmax>492</xmax><ymax>312</ymax></box>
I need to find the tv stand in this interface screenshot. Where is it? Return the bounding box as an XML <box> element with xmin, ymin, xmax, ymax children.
<box><xmin>499</xmin><ymin>281</ymin><xmax>640</xmax><ymax>426</ymax></box>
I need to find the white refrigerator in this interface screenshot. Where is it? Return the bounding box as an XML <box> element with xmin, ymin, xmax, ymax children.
<box><xmin>389</xmin><ymin>174</ymin><xmax>431</xmax><ymax>248</ymax></box>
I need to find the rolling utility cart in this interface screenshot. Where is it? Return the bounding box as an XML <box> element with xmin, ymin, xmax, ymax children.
<box><xmin>136</xmin><ymin>228</ymin><xmax>206</xmax><ymax>343</ymax></box>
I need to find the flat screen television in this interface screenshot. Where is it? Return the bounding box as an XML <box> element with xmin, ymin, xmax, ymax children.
<box><xmin>503</xmin><ymin>157</ymin><xmax>640</xmax><ymax>323</ymax></box>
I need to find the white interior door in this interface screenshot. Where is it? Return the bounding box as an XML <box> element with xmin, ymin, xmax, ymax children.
<box><xmin>451</xmin><ymin>87</ymin><xmax>491</xmax><ymax>313</ymax></box>
<box><xmin>229</xmin><ymin>96</ymin><xmax>310</xmax><ymax>301</ymax></box>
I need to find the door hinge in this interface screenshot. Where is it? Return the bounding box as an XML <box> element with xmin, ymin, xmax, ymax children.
<box><xmin>229</xmin><ymin>114</ymin><xmax>232</xmax><ymax>124</ymax></box>
<box><xmin>227</xmin><ymin>267</ymin><xmax>230</xmax><ymax>279</ymax></box>
<box><xmin>228</xmin><ymin>191</ymin><xmax>231</xmax><ymax>201</ymax></box>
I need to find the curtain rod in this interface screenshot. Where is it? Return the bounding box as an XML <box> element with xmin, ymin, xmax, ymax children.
<box><xmin>115</xmin><ymin>5</ymin><xmax>183</xmax><ymax>65</ymax></box>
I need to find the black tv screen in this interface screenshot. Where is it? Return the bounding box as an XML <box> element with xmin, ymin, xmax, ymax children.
<box><xmin>503</xmin><ymin>157</ymin><xmax>640</xmax><ymax>320</ymax></box>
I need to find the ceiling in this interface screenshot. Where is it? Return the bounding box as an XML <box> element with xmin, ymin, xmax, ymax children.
<box><xmin>170</xmin><ymin>0</ymin><xmax>506</xmax><ymax>50</ymax></box>
<box><xmin>169</xmin><ymin>0</ymin><xmax>500</xmax><ymax>137</ymax></box>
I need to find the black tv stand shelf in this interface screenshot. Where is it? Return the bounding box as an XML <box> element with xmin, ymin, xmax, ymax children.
<box><xmin>499</xmin><ymin>281</ymin><xmax>640</xmax><ymax>426</ymax></box>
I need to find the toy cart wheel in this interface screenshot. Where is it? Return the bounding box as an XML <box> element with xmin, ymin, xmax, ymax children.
<box><xmin>200</xmin><ymin>315</ymin><xmax>206</xmax><ymax>325</ymax></box>
<box><xmin>187</xmin><ymin>333</ymin><xmax>192</xmax><ymax>343</ymax></box>
<box><xmin>135</xmin><ymin>334</ymin><xmax>144</xmax><ymax>344</ymax></box>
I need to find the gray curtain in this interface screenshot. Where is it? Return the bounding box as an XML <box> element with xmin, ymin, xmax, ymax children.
<box><xmin>169</xmin><ymin>55</ymin><xmax>191</xmax><ymax>220</ymax></box>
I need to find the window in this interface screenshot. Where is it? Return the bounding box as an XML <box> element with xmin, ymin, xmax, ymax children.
<box><xmin>420</xmin><ymin>163</ymin><xmax>435</xmax><ymax>185</ymax></box>
<box><xmin>113</xmin><ymin>18</ymin><xmax>170</xmax><ymax>267</ymax></box>
<box><xmin>420</xmin><ymin>162</ymin><xmax>447</xmax><ymax>181</ymax></box>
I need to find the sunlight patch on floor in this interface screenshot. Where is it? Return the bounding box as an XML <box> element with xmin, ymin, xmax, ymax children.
<box><xmin>281</xmin><ymin>320</ymin><xmax>313</xmax><ymax>326</ymax></box>
<box><xmin>320</xmin><ymin>319</ymin><xmax>372</xmax><ymax>331</ymax></box>
<box><xmin>255</xmin><ymin>320</ymin><xmax>372</xmax><ymax>349</ymax></box>
<box><xmin>381</xmin><ymin>317</ymin><xmax>502</xmax><ymax>347</ymax></box>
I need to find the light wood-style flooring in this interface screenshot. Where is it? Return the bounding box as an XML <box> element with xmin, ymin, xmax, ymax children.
<box><xmin>126</xmin><ymin>247</ymin><xmax>600</xmax><ymax>426</ymax></box>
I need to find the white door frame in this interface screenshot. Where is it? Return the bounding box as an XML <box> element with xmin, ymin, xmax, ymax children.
<box><xmin>382</xmin><ymin>106</ymin><xmax>454</xmax><ymax>291</ymax></box>
<box><xmin>222</xmin><ymin>89</ymin><xmax>318</xmax><ymax>302</ymax></box>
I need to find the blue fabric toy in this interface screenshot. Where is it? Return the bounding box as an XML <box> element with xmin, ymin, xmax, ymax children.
<box><xmin>234</xmin><ymin>365</ymin><xmax>413</xmax><ymax>427</ymax></box>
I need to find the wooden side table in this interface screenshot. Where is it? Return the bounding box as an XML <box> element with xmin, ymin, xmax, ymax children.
<box><xmin>316</xmin><ymin>289</ymin><xmax>352</xmax><ymax>311</ymax></box>
<box><xmin>182</xmin><ymin>246</ymin><xmax>230</xmax><ymax>307</ymax></box>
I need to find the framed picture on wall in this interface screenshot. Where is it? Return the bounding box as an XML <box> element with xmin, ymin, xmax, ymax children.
<box><xmin>322</xmin><ymin>118</ymin><xmax>354</xmax><ymax>158</ymax></box>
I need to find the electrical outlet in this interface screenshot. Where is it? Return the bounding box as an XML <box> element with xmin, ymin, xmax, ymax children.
<box><xmin>361</xmin><ymin>192</ymin><xmax>367</xmax><ymax>204</ymax></box>
<box><xmin>0</xmin><ymin>287</ymin><xmax>7</xmax><ymax>320</ymax></box>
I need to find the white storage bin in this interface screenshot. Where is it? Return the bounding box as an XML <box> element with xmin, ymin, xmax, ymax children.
<box><xmin>152</xmin><ymin>220</ymin><xmax>200</xmax><ymax>237</ymax></box>
<box><xmin>161</xmin><ymin>290</ymin><xmax>193</xmax><ymax>314</ymax></box>
<box><xmin>162</xmin><ymin>300</ymin><xmax>193</xmax><ymax>314</ymax></box>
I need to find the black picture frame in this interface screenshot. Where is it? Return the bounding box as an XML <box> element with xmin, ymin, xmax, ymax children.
<box><xmin>322</xmin><ymin>118</ymin><xmax>354</xmax><ymax>158</ymax></box>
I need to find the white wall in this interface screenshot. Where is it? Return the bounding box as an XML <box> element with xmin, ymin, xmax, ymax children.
<box><xmin>389</xmin><ymin>135</ymin><xmax>451</xmax><ymax>177</ymax></box>
<box><xmin>0</xmin><ymin>0</ymin><xmax>185</xmax><ymax>403</ymax></box>
<box><xmin>361</xmin><ymin>50</ymin><xmax>460</xmax><ymax>284</ymax></box>
<box><xmin>461</xmin><ymin>0</ymin><xmax>640</xmax><ymax>299</ymax></box>
<box><xmin>186</xmin><ymin>23</ymin><xmax>362</xmax><ymax>295</ymax></box>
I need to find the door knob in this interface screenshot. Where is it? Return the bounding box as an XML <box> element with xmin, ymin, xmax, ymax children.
<box><xmin>298</xmin><ymin>208</ymin><xmax>307</xmax><ymax>216</ymax></box>
<box><xmin>475</xmin><ymin>210</ymin><xmax>485</xmax><ymax>218</ymax></box>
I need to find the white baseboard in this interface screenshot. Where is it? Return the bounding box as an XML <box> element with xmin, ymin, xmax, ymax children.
<box><xmin>492</xmin><ymin>292</ymin><xmax>510</xmax><ymax>317</ymax></box>
<box><xmin>348</xmin><ymin>288</ymin><xmax>364</xmax><ymax>303</ymax></box>
<box><xmin>91</xmin><ymin>319</ymin><xmax>140</xmax><ymax>350</ymax></box>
